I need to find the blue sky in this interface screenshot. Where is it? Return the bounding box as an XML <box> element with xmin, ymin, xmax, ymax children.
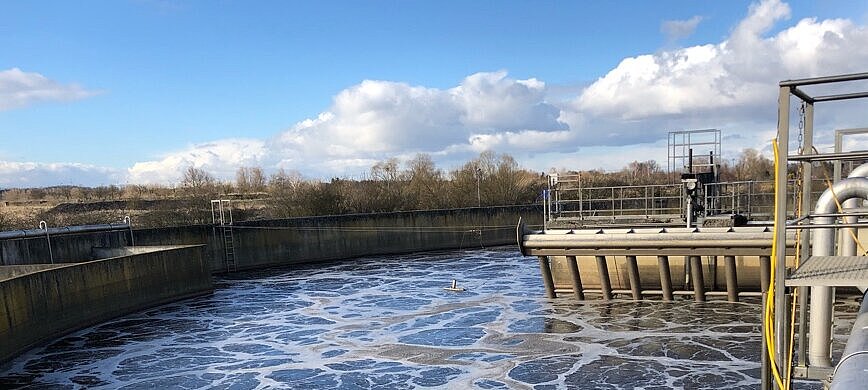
<box><xmin>2</xmin><ymin>0</ymin><xmax>868</xmax><ymax>186</ymax></box>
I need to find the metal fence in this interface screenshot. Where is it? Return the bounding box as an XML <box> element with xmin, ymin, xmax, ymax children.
<box><xmin>545</xmin><ymin>175</ymin><xmax>829</xmax><ymax>224</ymax></box>
<box><xmin>545</xmin><ymin>174</ymin><xmax>683</xmax><ymax>223</ymax></box>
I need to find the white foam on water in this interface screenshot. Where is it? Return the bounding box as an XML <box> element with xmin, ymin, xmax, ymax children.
<box><xmin>0</xmin><ymin>248</ymin><xmax>854</xmax><ymax>389</ymax></box>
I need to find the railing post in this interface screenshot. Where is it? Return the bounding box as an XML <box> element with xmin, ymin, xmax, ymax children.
<box><xmin>39</xmin><ymin>221</ymin><xmax>54</xmax><ymax>264</ymax></box>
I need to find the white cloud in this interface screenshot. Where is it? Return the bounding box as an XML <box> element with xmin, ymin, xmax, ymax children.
<box><xmin>127</xmin><ymin>139</ymin><xmax>267</xmax><ymax>185</ymax></box>
<box><xmin>570</xmin><ymin>0</ymin><xmax>868</xmax><ymax>148</ymax></box>
<box><xmin>5</xmin><ymin>0</ymin><xmax>868</xmax><ymax>186</ymax></box>
<box><xmin>0</xmin><ymin>161</ymin><xmax>120</xmax><ymax>187</ymax></box>
<box><xmin>0</xmin><ymin>68</ymin><xmax>99</xmax><ymax>111</ymax></box>
<box><xmin>662</xmin><ymin>15</ymin><xmax>703</xmax><ymax>41</ymax></box>
<box><xmin>270</xmin><ymin>71</ymin><xmax>567</xmax><ymax>177</ymax></box>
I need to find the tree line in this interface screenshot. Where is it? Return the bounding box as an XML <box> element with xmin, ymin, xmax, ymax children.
<box><xmin>0</xmin><ymin>149</ymin><xmax>782</xmax><ymax>229</ymax></box>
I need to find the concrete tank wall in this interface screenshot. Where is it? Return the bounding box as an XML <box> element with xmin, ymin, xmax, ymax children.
<box><xmin>0</xmin><ymin>245</ymin><xmax>212</xmax><ymax>364</ymax></box>
<box><xmin>0</xmin><ymin>205</ymin><xmax>543</xmax><ymax>272</ymax></box>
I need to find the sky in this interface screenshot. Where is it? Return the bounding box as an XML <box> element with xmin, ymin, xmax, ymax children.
<box><xmin>2</xmin><ymin>0</ymin><xmax>868</xmax><ymax>187</ymax></box>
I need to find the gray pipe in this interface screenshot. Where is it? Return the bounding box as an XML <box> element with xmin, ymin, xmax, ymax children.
<box><xmin>810</xmin><ymin>177</ymin><xmax>868</xmax><ymax>368</ymax></box>
<box><xmin>0</xmin><ymin>222</ymin><xmax>130</xmax><ymax>240</ymax></box>
<box><xmin>841</xmin><ymin>163</ymin><xmax>868</xmax><ymax>257</ymax></box>
<box><xmin>829</xmin><ymin>291</ymin><xmax>868</xmax><ymax>390</ymax></box>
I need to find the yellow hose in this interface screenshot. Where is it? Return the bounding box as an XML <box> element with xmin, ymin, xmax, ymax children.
<box><xmin>764</xmin><ymin>138</ymin><xmax>787</xmax><ymax>389</ymax></box>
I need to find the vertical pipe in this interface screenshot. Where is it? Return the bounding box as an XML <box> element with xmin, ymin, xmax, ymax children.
<box><xmin>688</xmin><ymin>148</ymin><xmax>693</xmax><ymax>173</ymax></box>
<box><xmin>626</xmin><ymin>255</ymin><xmax>642</xmax><ymax>300</ymax></box>
<box><xmin>808</xmin><ymin>178</ymin><xmax>868</xmax><ymax>368</ymax></box>
<box><xmin>773</xmin><ymin>86</ymin><xmax>791</xmax><ymax>386</ymax></box>
<box><xmin>724</xmin><ymin>255</ymin><xmax>739</xmax><ymax>302</ymax></box>
<box><xmin>689</xmin><ymin>256</ymin><xmax>705</xmax><ymax>302</ymax></box>
<box><xmin>595</xmin><ymin>255</ymin><xmax>613</xmax><ymax>300</ymax></box>
<box><xmin>761</xmin><ymin>292</ymin><xmax>771</xmax><ymax>390</ymax></box>
<box><xmin>538</xmin><ymin>256</ymin><xmax>557</xmax><ymax>299</ymax></box>
<box><xmin>566</xmin><ymin>256</ymin><xmax>584</xmax><ymax>300</ymax></box>
<box><xmin>657</xmin><ymin>255</ymin><xmax>674</xmax><ymax>301</ymax></box>
<box><xmin>797</xmin><ymin>286</ymin><xmax>808</xmax><ymax>367</ymax></box>
<box><xmin>841</xmin><ymin>164</ymin><xmax>868</xmax><ymax>256</ymax></box>
<box><xmin>797</xmin><ymin>102</ymin><xmax>814</xmax><ymax>368</ymax></box>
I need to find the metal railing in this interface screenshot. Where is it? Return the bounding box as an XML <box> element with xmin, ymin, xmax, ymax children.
<box><xmin>545</xmin><ymin>175</ymin><xmax>830</xmax><ymax>225</ymax></box>
<box><xmin>545</xmin><ymin>174</ymin><xmax>683</xmax><ymax>224</ymax></box>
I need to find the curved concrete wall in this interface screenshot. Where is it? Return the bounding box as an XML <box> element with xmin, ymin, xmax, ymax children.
<box><xmin>0</xmin><ymin>245</ymin><xmax>212</xmax><ymax>364</ymax></box>
<box><xmin>0</xmin><ymin>205</ymin><xmax>543</xmax><ymax>272</ymax></box>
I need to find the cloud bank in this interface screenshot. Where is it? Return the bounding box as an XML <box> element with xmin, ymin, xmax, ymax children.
<box><xmin>0</xmin><ymin>68</ymin><xmax>99</xmax><ymax>112</ymax></box>
<box><xmin>4</xmin><ymin>0</ymin><xmax>868</xmax><ymax>187</ymax></box>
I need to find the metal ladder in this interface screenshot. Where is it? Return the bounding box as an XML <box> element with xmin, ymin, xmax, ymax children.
<box><xmin>221</xmin><ymin>226</ymin><xmax>236</xmax><ymax>272</ymax></box>
<box><xmin>211</xmin><ymin>199</ymin><xmax>236</xmax><ymax>273</ymax></box>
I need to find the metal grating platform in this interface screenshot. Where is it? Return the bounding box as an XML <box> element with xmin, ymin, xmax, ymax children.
<box><xmin>786</xmin><ymin>256</ymin><xmax>868</xmax><ymax>287</ymax></box>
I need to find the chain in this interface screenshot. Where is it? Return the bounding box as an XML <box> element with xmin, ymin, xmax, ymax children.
<box><xmin>797</xmin><ymin>102</ymin><xmax>806</xmax><ymax>153</ymax></box>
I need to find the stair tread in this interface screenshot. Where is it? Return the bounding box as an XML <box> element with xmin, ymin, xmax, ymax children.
<box><xmin>786</xmin><ymin>255</ymin><xmax>868</xmax><ymax>287</ymax></box>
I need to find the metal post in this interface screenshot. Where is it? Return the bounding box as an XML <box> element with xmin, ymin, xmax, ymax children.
<box><xmin>686</xmin><ymin>197</ymin><xmax>693</xmax><ymax>228</ymax></box>
<box><xmin>538</xmin><ymin>256</ymin><xmax>556</xmax><ymax>299</ymax></box>
<box><xmin>476</xmin><ymin>167</ymin><xmax>482</xmax><ymax>207</ymax></box>
<box><xmin>39</xmin><ymin>221</ymin><xmax>53</xmax><ymax>264</ymax></box>
<box><xmin>773</xmin><ymin>87</ymin><xmax>791</xmax><ymax>386</ymax></box>
<box><xmin>124</xmin><ymin>216</ymin><xmax>134</xmax><ymax>246</ymax></box>
<box><xmin>690</xmin><ymin>256</ymin><xmax>705</xmax><ymax>302</ymax></box>
<box><xmin>657</xmin><ymin>255</ymin><xmax>674</xmax><ymax>301</ymax></box>
<box><xmin>566</xmin><ymin>256</ymin><xmax>584</xmax><ymax>300</ymax></box>
<box><xmin>797</xmin><ymin>286</ymin><xmax>808</xmax><ymax>367</ymax></box>
<box><xmin>748</xmin><ymin>181</ymin><xmax>753</xmax><ymax>216</ymax></box>
<box><xmin>724</xmin><ymin>255</ymin><xmax>739</xmax><ymax>302</ymax></box>
<box><xmin>797</xmin><ymin>102</ymin><xmax>814</xmax><ymax>368</ymax></box>
<box><xmin>626</xmin><ymin>255</ymin><xmax>642</xmax><ymax>300</ymax></box>
<box><xmin>595</xmin><ymin>255</ymin><xmax>613</xmax><ymax>300</ymax></box>
<box><xmin>762</xmin><ymin>291</ymin><xmax>771</xmax><ymax>390</ymax></box>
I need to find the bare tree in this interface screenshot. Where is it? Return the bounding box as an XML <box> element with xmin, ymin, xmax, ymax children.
<box><xmin>180</xmin><ymin>166</ymin><xmax>216</xmax><ymax>195</ymax></box>
<box><xmin>405</xmin><ymin>153</ymin><xmax>442</xmax><ymax>209</ymax></box>
<box><xmin>236</xmin><ymin>166</ymin><xmax>267</xmax><ymax>193</ymax></box>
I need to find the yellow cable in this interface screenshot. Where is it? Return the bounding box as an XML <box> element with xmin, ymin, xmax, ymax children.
<box><xmin>765</xmin><ymin>138</ymin><xmax>786</xmax><ymax>390</ymax></box>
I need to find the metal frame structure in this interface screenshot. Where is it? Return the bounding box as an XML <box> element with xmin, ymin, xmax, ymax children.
<box><xmin>773</xmin><ymin>72</ymin><xmax>868</xmax><ymax>389</ymax></box>
<box><xmin>833</xmin><ymin>128</ymin><xmax>868</xmax><ymax>183</ymax></box>
<box><xmin>668</xmin><ymin>129</ymin><xmax>722</xmax><ymax>176</ymax></box>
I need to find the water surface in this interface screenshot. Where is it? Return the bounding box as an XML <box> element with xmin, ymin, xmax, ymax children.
<box><xmin>0</xmin><ymin>247</ymin><xmax>839</xmax><ymax>389</ymax></box>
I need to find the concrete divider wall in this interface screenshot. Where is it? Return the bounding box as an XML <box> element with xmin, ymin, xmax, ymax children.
<box><xmin>0</xmin><ymin>205</ymin><xmax>543</xmax><ymax>271</ymax></box>
<box><xmin>224</xmin><ymin>205</ymin><xmax>542</xmax><ymax>271</ymax></box>
<box><xmin>107</xmin><ymin>205</ymin><xmax>541</xmax><ymax>272</ymax></box>
<box><xmin>0</xmin><ymin>245</ymin><xmax>212</xmax><ymax>364</ymax></box>
<box><xmin>0</xmin><ymin>230</ymin><xmax>127</xmax><ymax>266</ymax></box>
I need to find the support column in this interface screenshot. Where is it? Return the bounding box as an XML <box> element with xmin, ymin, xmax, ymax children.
<box><xmin>566</xmin><ymin>256</ymin><xmax>584</xmax><ymax>300</ymax></box>
<box><xmin>595</xmin><ymin>255</ymin><xmax>613</xmax><ymax>300</ymax></box>
<box><xmin>724</xmin><ymin>255</ymin><xmax>739</xmax><ymax>302</ymax></box>
<box><xmin>772</xmin><ymin>85</ymin><xmax>792</xmax><ymax>388</ymax></box>
<box><xmin>760</xmin><ymin>255</ymin><xmax>771</xmax><ymax>293</ymax></box>
<box><xmin>657</xmin><ymin>255</ymin><xmax>674</xmax><ymax>301</ymax></box>
<box><xmin>689</xmin><ymin>256</ymin><xmax>705</xmax><ymax>302</ymax></box>
<box><xmin>538</xmin><ymin>256</ymin><xmax>557</xmax><ymax>298</ymax></box>
<box><xmin>626</xmin><ymin>255</ymin><xmax>642</xmax><ymax>300</ymax></box>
